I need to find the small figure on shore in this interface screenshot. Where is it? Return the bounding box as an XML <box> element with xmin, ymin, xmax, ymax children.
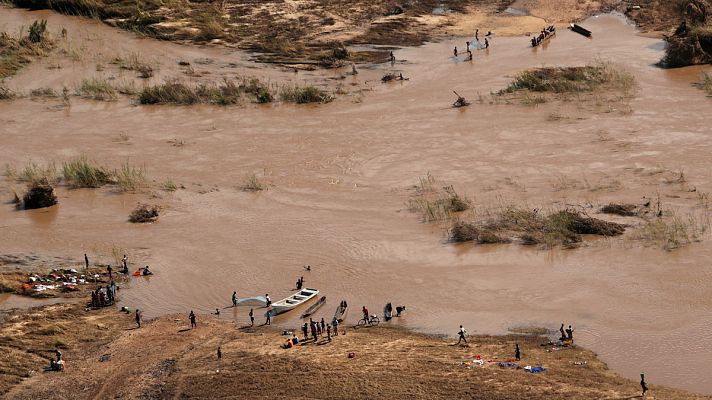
<box><xmin>122</xmin><ymin>255</ymin><xmax>128</xmax><ymax>271</ymax></box>
<box><xmin>453</xmin><ymin>46</ymin><xmax>458</xmax><ymax>57</ymax></box>
<box><xmin>265</xmin><ymin>294</ymin><xmax>271</xmax><ymax>307</ymax></box>
<box><xmin>566</xmin><ymin>325</ymin><xmax>573</xmax><ymax>341</ymax></box>
<box><xmin>214</xmin><ymin>308</ymin><xmax>220</xmax><ymax>316</ymax></box>
<box><xmin>389</xmin><ymin>51</ymin><xmax>396</xmax><ymax>64</ymax></box>
<box><xmin>217</xmin><ymin>346</ymin><xmax>222</xmax><ymax>360</ymax></box>
<box><xmin>304</xmin><ymin>265</ymin><xmax>311</xmax><ymax>272</ymax></box>
<box><xmin>107</xmin><ymin>265</ymin><xmax>112</xmax><ymax>280</ymax></box>
<box><xmin>292</xmin><ymin>334</ymin><xmax>299</xmax><ymax>345</ymax></box>
<box><xmin>396</xmin><ymin>306</ymin><xmax>406</xmax><ymax>317</ymax></box>
<box><xmin>249</xmin><ymin>308</ymin><xmax>255</xmax><ymax>326</ymax></box>
<box><xmin>266</xmin><ymin>311</ymin><xmax>271</xmax><ymax>325</ymax></box>
<box><xmin>317</xmin><ymin>321</ymin><xmax>322</xmax><ymax>336</ymax></box>
<box><xmin>120</xmin><ymin>261</ymin><xmax>128</xmax><ymax>275</ymax></box>
<box><xmin>457</xmin><ymin>325</ymin><xmax>467</xmax><ymax>344</ymax></box>
<box><xmin>475</xmin><ymin>29</ymin><xmax>479</xmax><ymax>41</ymax></box>
<box><xmin>302</xmin><ymin>322</ymin><xmax>309</xmax><ymax>340</ymax></box>
<box><xmin>484</xmin><ymin>38</ymin><xmax>490</xmax><ymax>49</ymax></box>
<box><xmin>135</xmin><ymin>309</ymin><xmax>141</xmax><ymax>328</ymax></box>
<box><xmin>320</xmin><ymin>317</ymin><xmax>326</xmax><ymax>333</ymax></box>
<box><xmin>84</xmin><ymin>253</ymin><xmax>89</xmax><ymax>269</ymax></box>
<box><xmin>466</xmin><ymin>41</ymin><xmax>470</xmax><ymax>52</ymax></box>
<box><xmin>55</xmin><ymin>349</ymin><xmax>62</xmax><ymax>362</ymax></box>
<box><xmin>362</xmin><ymin>306</ymin><xmax>369</xmax><ymax>321</ymax></box>
<box><xmin>559</xmin><ymin>324</ymin><xmax>566</xmax><ymax>341</ymax></box>
<box><xmin>332</xmin><ymin>317</ymin><xmax>339</xmax><ymax>336</ymax></box>
<box><xmin>327</xmin><ymin>324</ymin><xmax>332</xmax><ymax>341</ymax></box>
<box><xmin>466</xmin><ymin>51</ymin><xmax>473</xmax><ymax>61</ymax></box>
<box><xmin>384</xmin><ymin>303</ymin><xmax>393</xmax><ymax>321</ymax></box>
<box><xmin>515</xmin><ymin>344</ymin><xmax>521</xmax><ymax>361</ymax></box>
<box><xmin>142</xmin><ymin>266</ymin><xmax>152</xmax><ymax>276</ymax></box>
<box><xmin>640</xmin><ymin>372</ymin><xmax>648</xmax><ymax>396</ymax></box>
<box><xmin>189</xmin><ymin>310</ymin><xmax>197</xmax><ymax>328</ymax></box>
<box><xmin>232</xmin><ymin>291</ymin><xmax>238</xmax><ymax>307</ymax></box>
<box><xmin>310</xmin><ymin>320</ymin><xmax>318</xmax><ymax>341</ymax></box>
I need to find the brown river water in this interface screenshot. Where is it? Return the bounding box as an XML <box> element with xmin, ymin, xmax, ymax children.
<box><xmin>2</xmin><ymin>8</ymin><xmax>712</xmax><ymax>394</ymax></box>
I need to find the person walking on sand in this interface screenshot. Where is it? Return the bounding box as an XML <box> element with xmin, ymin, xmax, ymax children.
<box><xmin>189</xmin><ymin>310</ymin><xmax>197</xmax><ymax>328</ymax></box>
<box><xmin>232</xmin><ymin>291</ymin><xmax>238</xmax><ymax>307</ymax></box>
<box><xmin>457</xmin><ymin>325</ymin><xmax>467</xmax><ymax>344</ymax></box>
<box><xmin>135</xmin><ymin>309</ymin><xmax>141</xmax><ymax>328</ymax></box>
<box><xmin>249</xmin><ymin>308</ymin><xmax>254</xmax><ymax>326</ymax></box>
<box><xmin>515</xmin><ymin>344</ymin><xmax>521</xmax><ymax>361</ymax></box>
<box><xmin>84</xmin><ymin>253</ymin><xmax>89</xmax><ymax>269</ymax></box>
<box><xmin>453</xmin><ymin>46</ymin><xmax>458</xmax><ymax>57</ymax></box>
<box><xmin>640</xmin><ymin>372</ymin><xmax>648</xmax><ymax>396</ymax></box>
<box><xmin>332</xmin><ymin>317</ymin><xmax>339</xmax><ymax>336</ymax></box>
<box><xmin>266</xmin><ymin>311</ymin><xmax>271</xmax><ymax>325</ymax></box>
<box><xmin>217</xmin><ymin>346</ymin><xmax>222</xmax><ymax>360</ymax></box>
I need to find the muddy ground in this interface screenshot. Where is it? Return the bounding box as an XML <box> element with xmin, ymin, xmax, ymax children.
<box><xmin>4</xmin><ymin>313</ymin><xmax>709</xmax><ymax>399</ymax></box>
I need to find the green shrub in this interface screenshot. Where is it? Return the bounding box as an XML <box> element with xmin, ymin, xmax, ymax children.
<box><xmin>28</xmin><ymin>20</ymin><xmax>48</xmax><ymax>43</ymax></box>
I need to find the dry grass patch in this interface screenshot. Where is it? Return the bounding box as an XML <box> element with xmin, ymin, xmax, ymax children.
<box><xmin>634</xmin><ymin>211</ymin><xmax>710</xmax><ymax>251</ymax></box>
<box><xmin>76</xmin><ymin>78</ymin><xmax>117</xmax><ymax>100</ymax></box>
<box><xmin>0</xmin><ymin>20</ymin><xmax>55</xmax><ymax>79</ymax></box>
<box><xmin>408</xmin><ymin>173</ymin><xmax>470</xmax><ymax>222</ymax></box>
<box><xmin>111</xmin><ymin>52</ymin><xmax>156</xmax><ymax>78</ymax></box>
<box><xmin>699</xmin><ymin>72</ymin><xmax>712</xmax><ymax>96</ymax></box>
<box><xmin>451</xmin><ymin>206</ymin><xmax>625</xmax><ymax>248</ymax></box>
<box><xmin>239</xmin><ymin>173</ymin><xmax>266</xmax><ymax>192</ymax></box>
<box><xmin>62</xmin><ymin>156</ymin><xmax>113</xmax><ymax>188</ymax></box>
<box><xmin>496</xmin><ymin>62</ymin><xmax>635</xmax><ymax>106</ymax></box>
<box><xmin>280</xmin><ymin>85</ymin><xmax>333</xmax><ymax>104</ymax></box>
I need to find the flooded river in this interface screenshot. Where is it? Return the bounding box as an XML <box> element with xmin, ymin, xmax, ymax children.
<box><xmin>2</xmin><ymin>7</ymin><xmax>712</xmax><ymax>394</ymax></box>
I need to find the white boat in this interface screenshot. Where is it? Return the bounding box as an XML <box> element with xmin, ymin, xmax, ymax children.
<box><xmin>269</xmin><ymin>288</ymin><xmax>319</xmax><ymax>315</ymax></box>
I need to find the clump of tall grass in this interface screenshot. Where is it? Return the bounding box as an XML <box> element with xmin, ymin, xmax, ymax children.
<box><xmin>634</xmin><ymin>211</ymin><xmax>710</xmax><ymax>251</ymax></box>
<box><xmin>161</xmin><ymin>179</ymin><xmax>177</xmax><ymax>192</ymax></box>
<box><xmin>111</xmin><ymin>53</ymin><xmax>156</xmax><ymax>78</ymax></box>
<box><xmin>240</xmin><ymin>173</ymin><xmax>266</xmax><ymax>192</ymax></box>
<box><xmin>700</xmin><ymin>73</ymin><xmax>712</xmax><ymax>96</ymax></box>
<box><xmin>115</xmin><ymin>162</ymin><xmax>147</xmax><ymax>192</ymax></box>
<box><xmin>77</xmin><ymin>78</ymin><xmax>117</xmax><ymax>100</ymax></box>
<box><xmin>408</xmin><ymin>173</ymin><xmax>470</xmax><ymax>222</ymax></box>
<box><xmin>1</xmin><ymin>21</ymin><xmax>55</xmax><ymax>79</ymax></box>
<box><xmin>62</xmin><ymin>156</ymin><xmax>113</xmax><ymax>188</ymax></box>
<box><xmin>498</xmin><ymin>62</ymin><xmax>635</xmax><ymax>95</ymax></box>
<box><xmin>16</xmin><ymin>161</ymin><xmax>60</xmax><ymax>185</ymax></box>
<box><xmin>139</xmin><ymin>79</ymin><xmax>240</xmax><ymax>105</ymax></box>
<box><xmin>450</xmin><ymin>206</ymin><xmax>625</xmax><ymax>248</ymax></box>
<box><xmin>280</xmin><ymin>85</ymin><xmax>333</xmax><ymax>104</ymax></box>
<box><xmin>30</xmin><ymin>87</ymin><xmax>57</xmax><ymax>97</ymax></box>
<box><xmin>0</xmin><ymin>85</ymin><xmax>15</xmax><ymax>99</ymax></box>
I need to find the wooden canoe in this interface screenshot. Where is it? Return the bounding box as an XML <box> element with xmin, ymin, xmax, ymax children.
<box><xmin>301</xmin><ymin>296</ymin><xmax>326</xmax><ymax>318</ymax></box>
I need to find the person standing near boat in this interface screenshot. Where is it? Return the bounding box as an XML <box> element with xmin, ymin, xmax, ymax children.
<box><xmin>265</xmin><ymin>310</ymin><xmax>271</xmax><ymax>325</ymax></box>
<box><xmin>515</xmin><ymin>344</ymin><xmax>521</xmax><ymax>361</ymax></box>
<box><xmin>320</xmin><ymin>317</ymin><xmax>326</xmax><ymax>333</ymax></box>
<box><xmin>232</xmin><ymin>291</ymin><xmax>238</xmax><ymax>307</ymax></box>
<box><xmin>135</xmin><ymin>309</ymin><xmax>141</xmax><ymax>328</ymax></box>
<box><xmin>249</xmin><ymin>308</ymin><xmax>254</xmax><ymax>326</ymax></box>
<box><xmin>265</xmin><ymin>294</ymin><xmax>271</xmax><ymax>307</ymax></box>
<box><xmin>332</xmin><ymin>317</ymin><xmax>339</xmax><ymax>336</ymax></box>
<box><xmin>302</xmin><ymin>323</ymin><xmax>309</xmax><ymax>340</ymax></box>
<box><xmin>362</xmin><ymin>306</ymin><xmax>369</xmax><ymax>322</ymax></box>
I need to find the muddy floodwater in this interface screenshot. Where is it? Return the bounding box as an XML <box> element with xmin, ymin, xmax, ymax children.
<box><xmin>2</xmin><ymin>9</ymin><xmax>712</xmax><ymax>394</ymax></box>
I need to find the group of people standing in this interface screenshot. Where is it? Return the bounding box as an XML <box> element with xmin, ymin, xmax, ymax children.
<box><xmin>454</xmin><ymin>29</ymin><xmax>492</xmax><ymax>61</ymax></box>
<box><xmin>302</xmin><ymin>316</ymin><xmax>339</xmax><ymax>343</ymax></box>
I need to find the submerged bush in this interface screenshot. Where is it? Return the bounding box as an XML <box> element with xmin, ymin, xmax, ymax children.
<box><xmin>129</xmin><ymin>204</ymin><xmax>159</xmax><ymax>223</ymax></box>
<box><xmin>499</xmin><ymin>63</ymin><xmax>635</xmax><ymax>95</ymax></box>
<box><xmin>280</xmin><ymin>85</ymin><xmax>333</xmax><ymax>104</ymax></box>
<box><xmin>22</xmin><ymin>178</ymin><xmax>58</xmax><ymax>209</ymax></box>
